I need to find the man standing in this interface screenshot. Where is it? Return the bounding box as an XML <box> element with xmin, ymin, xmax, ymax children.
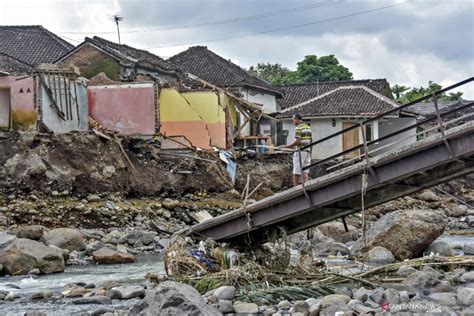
<box><xmin>281</xmin><ymin>113</ymin><xmax>312</xmax><ymax>186</ymax></box>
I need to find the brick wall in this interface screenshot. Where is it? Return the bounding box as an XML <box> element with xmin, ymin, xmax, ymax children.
<box><xmin>60</xmin><ymin>44</ymin><xmax>121</xmax><ymax>80</ymax></box>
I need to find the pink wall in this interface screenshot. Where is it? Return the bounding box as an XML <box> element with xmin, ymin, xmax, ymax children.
<box><xmin>88</xmin><ymin>83</ymin><xmax>156</xmax><ymax>135</ymax></box>
<box><xmin>0</xmin><ymin>76</ymin><xmax>36</xmax><ymax>130</ymax></box>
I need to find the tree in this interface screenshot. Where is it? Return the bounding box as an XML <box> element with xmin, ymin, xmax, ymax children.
<box><xmin>248</xmin><ymin>63</ymin><xmax>298</xmax><ymax>84</ymax></box>
<box><xmin>295</xmin><ymin>55</ymin><xmax>353</xmax><ymax>82</ymax></box>
<box><xmin>248</xmin><ymin>54</ymin><xmax>353</xmax><ymax>84</ymax></box>
<box><xmin>392</xmin><ymin>81</ymin><xmax>464</xmax><ymax>104</ymax></box>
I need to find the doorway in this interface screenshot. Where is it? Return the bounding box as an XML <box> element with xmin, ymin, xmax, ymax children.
<box><xmin>0</xmin><ymin>88</ymin><xmax>11</xmax><ymax>128</ymax></box>
<box><xmin>342</xmin><ymin>122</ymin><xmax>359</xmax><ymax>159</ymax></box>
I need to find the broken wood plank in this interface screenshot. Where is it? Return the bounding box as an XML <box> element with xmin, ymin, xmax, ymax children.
<box><xmin>190</xmin><ymin>210</ymin><xmax>214</xmax><ymax>223</ymax></box>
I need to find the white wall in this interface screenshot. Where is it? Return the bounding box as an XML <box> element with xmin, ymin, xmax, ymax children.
<box><xmin>375</xmin><ymin>117</ymin><xmax>417</xmax><ymax>154</ymax></box>
<box><xmin>40</xmin><ymin>78</ymin><xmax>89</xmax><ymax>133</ymax></box>
<box><xmin>239</xmin><ymin>87</ymin><xmax>278</xmax><ymax>137</ymax></box>
<box><xmin>282</xmin><ymin>118</ymin><xmax>343</xmax><ymax>160</ymax></box>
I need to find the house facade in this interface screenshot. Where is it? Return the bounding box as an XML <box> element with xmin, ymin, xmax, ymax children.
<box><xmin>169</xmin><ymin>46</ymin><xmax>282</xmax><ymax>145</ymax></box>
<box><xmin>56</xmin><ymin>36</ymin><xmax>181</xmax><ymax>84</ymax></box>
<box><xmin>277</xmin><ymin>85</ymin><xmax>417</xmax><ymax>160</ymax></box>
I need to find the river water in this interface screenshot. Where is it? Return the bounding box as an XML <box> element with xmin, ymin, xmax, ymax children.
<box><xmin>1</xmin><ymin>233</ymin><xmax>473</xmax><ymax>315</ymax></box>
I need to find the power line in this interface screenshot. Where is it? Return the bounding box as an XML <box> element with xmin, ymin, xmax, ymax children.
<box><xmin>142</xmin><ymin>1</ymin><xmax>407</xmax><ymax>49</ymax></box>
<box><xmin>57</xmin><ymin>1</ymin><xmax>339</xmax><ymax>35</ymax></box>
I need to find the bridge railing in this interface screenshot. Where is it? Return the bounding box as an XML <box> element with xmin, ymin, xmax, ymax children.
<box><xmin>299</xmin><ymin>77</ymin><xmax>474</xmax><ymax>175</ymax></box>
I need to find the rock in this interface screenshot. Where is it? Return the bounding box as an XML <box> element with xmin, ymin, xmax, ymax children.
<box><xmin>162</xmin><ymin>198</ymin><xmax>179</xmax><ymax>210</ymax></box>
<box><xmin>112</xmin><ymin>285</ymin><xmax>145</xmax><ymax>299</ymax></box>
<box><xmin>293</xmin><ymin>300</ymin><xmax>309</xmax><ymax>314</ymax></box>
<box><xmin>403</xmin><ymin>271</ymin><xmax>439</xmax><ymax>288</ymax></box>
<box><xmin>0</xmin><ymin>232</ymin><xmax>16</xmax><ymax>248</ymax></box>
<box><xmin>364</xmin><ymin>246</ymin><xmax>395</xmax><ymax>264</ymax></box>
<box><xmin>129</xmin><ymin>281</ymin><xmax>220</xmax><ymax>315</ymax></box>
<box><xmin>28</xmin><ymin>268</ymin><xmax>40</xmax><ymax>275</ymax></box>
<box><xmin>311</xmin><ymin>231</ymin><xmax>350</xmax><ymax>256</ymax></box>
<box><xmin>396</xmin><ymin>265</ymin><xmax>418</xmax><ymax>277</ymax></box>
<box><xmin>467</xmin><ymin>215</ymin><xmax>474</xmax><ymax>227</ymax></box>
<box><xmin>369</xmin><ymin>287</ymin><xmax>384</xmax><ymax>304</ymax></box>
<box><xmin>233</xmin><ymin>302</ymin><xmax>259</xmax><ymax>314</ymax></box>
<box><xmin>308</xmin><ymin>302</ymin><xmax>321</xmax><ymax>316</ymax></box>
<box><xmin>92</xmin><ymin>247</ymin><xmax>135</xmax><ymax>264</ymax></box>
<box><xmin>319</xmin><ymin>301</ymin><xmax>352</xmax><ymax>316</ymax></box>
<box><xmin>348</xmin><ymin>299</ymin><xmax>376</xmax><ymax>314</ymax></box>
<box><xmin>90</xmin><ymin>307</ymin><xmax>116</xmax><ymax>316</ymax></box>
<box><xmin>457</xmin><ymin>287</ymin><xmax>474</xmax><ymax>306</ymax></box>
<box><xmin>10</xmin><ymin>225</ymin><xmax>46</xmax><ymax>240</ymax></box>
<box><xmin>0</xmin><ymin>236</ymin><xmax>65</xmax><ymax>275</ymax></box>
<box><xmin>425</xmin><ymin>240</ymin><xmax>454</xmax><ymax>256</ymax></box>
<box><xmin>218</xmin><ymin>300</ymin><xmax>234</xmax><ymax>314</ymax></box>
<box><xmin>24</xmin><ymin>311</ymin><xmax>47</xmax><ymax>316</ymax></box>
<box><xmin>213</xmin><ymin>285</ymin><xmax>236</xmax><ymax>301</ymax></box>
<box><xmin>41</xmin><ymin>228</ymin><xmax>86</xmax><ymax>252</ymax></box>
<box><xmin>351</xmin><ymin>209</ymin><xmax>446</xmax><ymax>259</ymax></box>
<box><xmin>124</xmin><ymin>230</ymin><xmax>155</xmax><ymax>246</ymax></box>
<box><xmin>428</xmin><ymin>292</ymin><xmax>457</xmax><ymax>306</ymax></box>
<box><xmin>462</xmin><ymin>306</ymin><xmax>474</xmax><ymax>316</ymax></box>
<box><xmin>445</xmin><ymin>205</ymin><xmax>468</xmax><ymax>217</ymax></box>
<box><xmin>103</xmin><ymin>280</ymin><xmax>120</xmax><ymax>290</ymax></box>
<box><xmin>85</xmin><ymin>241</ymin><xmax>105</xmax><ymax>255</ymax></box>
<box><xmin>321</xmin><ymin>294</ymin><xmax>351</xmax><ymax>307</ymax></box>
<box><xmin>277</xmin><ymin>300</ymin><xmax>292</xmax><ymax>310</ymax></box>
<box><xmin>462</xmin><ymin>242</ymin><xmax>474</xmax><ymax>255</ymax></box>
<box><xmin>418</xmin><ymin>190</ymin><xmax>439</xmax><ymax>202</ymax></box>
<box><xmin>72</xmin><ymin>297</ymin><xmax>111</xmax><ymax>305</ymax></box>
<box><xmin>353</xmin><ymin>287</ymin><xmax>372</xmax><ymax>302</ymax></box>
<box><xmin>399</xmin><ymin>290</ymin><xmax>410</xmax><ymax>303</ymax></box>
<box><xmin>318</xmin><ymin>222</ymin><xmax>360</xmax><ymax>243</ymax></box>
<box><xmin>461</xmin><ymin>271</ymin><xmax>474</xmax><ymax>282</ymax></box>
<box><xmin>333</xmin><ymin>287</ymin><xmax>352</xmax><ymax>298</ymax></box>
<box><xmin>87</xmin><ymin>194</ymin><xmax>101</xmax><ymax>202</ymax></box>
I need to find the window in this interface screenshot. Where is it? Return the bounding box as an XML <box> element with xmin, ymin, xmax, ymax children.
<box><xmin>365</xmin><ymin>123</ymin><xmax>373</xmax><ymax>142</ymax></box>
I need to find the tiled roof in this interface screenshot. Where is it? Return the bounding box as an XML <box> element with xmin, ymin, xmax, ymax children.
<box><xmin>410</xmin><ymin>100</ymin><xmax>472</xmax><ymax>116</ymax></box>
<box><xmin>277</xmin><ymin>79</ymin><xmax>391</xmax><ymax>109</ymax></box>
<box><xmin>168</xmin><ymin>46</ymin><xmax>281</xmax><ymax>95</ymax></box>
<box><xmin>0</xmin><ymin>25</ymin><xmax>73</xmax><ymax>66</ymax></box>
<box><xmin>63</xmin><ymin>36</ymin><xmax>179</xmax><ymax>74</ymax></box>
<box><xmin>0</xmin><ymin>52</ymin><xmax>34</xmax><ymax>75</ymax></box>
<box><xmin>277</xmin><ymin>86</ymin><xmax>401</xmax><ymax>118</ymax></box>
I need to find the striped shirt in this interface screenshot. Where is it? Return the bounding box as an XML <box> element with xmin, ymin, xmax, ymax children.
<box><xmin>295</xmin><ymin>122</ymin><xmax>312</xmax><ymax>150</ymax></box>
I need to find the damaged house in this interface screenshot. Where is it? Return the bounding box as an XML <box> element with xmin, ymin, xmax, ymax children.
<box><xmin>56</xmin><ymin>38</ymin><xmax>267</xmax><ymax>150</ymax></box>
<box><xmin>169</xmin><ymin>46</ymin><xmax>283</xmax><ymax>147</ymax></box>
<box><xmin>0</xmin><ymin>25</ymin><xmax>88</xmax><ymax>133</ymax></box>
<box><xmin>276</xmin><ymin>81</ymin><xmax>417</xmax><ymax>160</ymax></box>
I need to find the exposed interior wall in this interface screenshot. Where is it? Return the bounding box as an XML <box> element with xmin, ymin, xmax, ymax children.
<box><xmin>376</xmin><ymin>117</ymin><xmax>417</xmax><ymax>154</ymax></box>
<box><xmin>239</xmin><ymin>87</ymin><xmax>278</xmax><ymax>137</ymax></box>
<box><xmin>159</xmin><ymin>88</ymin><xmax>228</xmax><ymax>149</ymax></box>
<box><xmin>0</xmin><ymin>76</ymin><xmax>36</xmax><ymax>130</ymax></box>
<box><xmin>88</xmin><ymin>83</ymin><xmax>156</xmax><ymax>135</ymax></box>
<box><xmin>59</xmin><ymin>44</ymin><xmax>121</xmax><ymax>81</ymax></box>
<box><xmin>40</xmin><ymin>77</ymin><xmax>89</xmax><ymax>133</ymax></box>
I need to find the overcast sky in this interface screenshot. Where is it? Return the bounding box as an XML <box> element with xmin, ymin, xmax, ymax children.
<box><xmin>1</xmin><ymin>0</ymin><xmax>473</xmax><ymax>97</ymax></box>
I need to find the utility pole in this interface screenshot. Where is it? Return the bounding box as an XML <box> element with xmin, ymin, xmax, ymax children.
<box><xmin>113</xmin><ymin>15</ymin><xmax>123</xmax><ymax>44</ymax></box>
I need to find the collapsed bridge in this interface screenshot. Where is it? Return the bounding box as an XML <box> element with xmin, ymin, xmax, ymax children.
<box><xmin>182</xmin><ymin>78</ymin><xmax>474</xmax><ymax>245</ymax></box>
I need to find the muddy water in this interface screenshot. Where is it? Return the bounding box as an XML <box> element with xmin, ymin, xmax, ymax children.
<box><xmin>0</xmin><ymin>254</ymin><xmax>165</xmax><ymax>316</ymax></box>
<box><xmin>1</xmin><ymin>232</ymin><xmax>472</xmax><ymax>315</ymax></box>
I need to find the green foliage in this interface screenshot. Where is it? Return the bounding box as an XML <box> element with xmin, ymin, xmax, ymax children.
<box><xmin>80</xmin><ymin>55</ymin><xmax>120</xmax><ymax>80</ymax></box>
<box><xmin>249</xmin><ymin>55</ymin><xmax>353</xmax><ymax>84</ymax></box>
<box><xmin>391</xmin><ymin>81</ymin><xmax>464</xmax><ymax>104</ymax></box>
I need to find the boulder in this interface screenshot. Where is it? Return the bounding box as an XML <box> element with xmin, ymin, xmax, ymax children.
<box><xmin>129</xmin><ymin>281</ymin><xmax>220</xmax><ymax>315</ymax></box>
<box><xmin>233</xmin><ymin>302</ymin><xmax>258</xmax><ymax>314</ymax></box>
<box><xmin>124</xmin><ymin>230</ymin><xmax>155</xmax><ymax>246</ymax></box>
<box><xmin>311</xmin><ymin>231</ymin><xmax>350</xmax><ymax>257</ymax></box>
<box><xmin>41</xmin><ymin>228</ymin><xmax>86</xmax><ymax>252</ymax></box>
<box><xmin>10</xmin><ymin>225</ymin><xmax>46</xmax><ymax>240</ymax></box>
<box><xmin>363</xmin><ymin>246</ymin><xmax>395</xmax><ymax>264</ymax></box>
<box><xmin>428</xmin><ymin>292</ymin><xmax>457</xmax><ymax>306</ymax></box>
<box><xmin>85</xmin><ymin>241</ymin><xmax>105</xmax><ymax>256</ymax></box>
<box><xmin>457</xmin><ymin>287</ymin><xmax>474</xmax><ymax>306</ymax></box>
<box><xmin>217</xmin><ymin>300</ymin><xmax>234</xmax><ymax>314</ymax></box>
<box><xmin>318</xmin><ymin>222</ymin><xmax>360</xmax><ymax>243</ymax></box>
<box><xmin>444</xmin><ymin>205</ymin><xmax>468</xmax><ymax>217</ymax></box>
<box><xmin>425</xmin><ymin>240</ymin><xmax>454</xmax><ymax>256</ymax></box>
<box><xmin>72</xmin><ymin>297</ymin><xmax>111</xmax><ymax>305</ymax></box>
<box><xmin>462</xmin><ymin>242</ymin><xmax>474</xmax><ymax>255</ymax></box>
<box><xmin>351</xmin><ymin>209</ymin><xmax>446</xmax><ymax>259</ymax></box>
<box><xmin>92</xmin><ymin>247</ymin><xmax>135</xmax><ymax>264</ymax></box>
<box><xmin>321</xmin><ymin>294</ymin><xmax>351</xmax><ymax>307</ymax></box>
<box><xmin>111</xmin><ymin>285</ymin><xmax>145</xmax><ymax>299</ymax></box>
<box><xmin>396</xmin><ymin>265</ymin><xmax>418</xmax><ymax>277</ymax></box>
<box><xmin>214</xmin><ymin>286</ymin><xmax>236</xmax><ymax>300</ymax></box>
<box><xmin>403</xmin><ymin>271</ymin><xmax>439</xmax><ymax>288</ymax></box>
<box><xmin>162</xmin><ymin>198</ymin><xmax>179</xmax><ymax>210</ymax></box>
<box><xmin>461</xmin><ymin>271</ymin><xmax>474</xmax><ymax>282</ymax></box>
<box><xmin>418</xmin><ymin>190</ymin><xmax>439</xmax><ymax>202</ymax></box>
<box><xmin>0</xmin><ymin>236</ymin><xmax>64</xmax><ymax>275</ymax></box>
